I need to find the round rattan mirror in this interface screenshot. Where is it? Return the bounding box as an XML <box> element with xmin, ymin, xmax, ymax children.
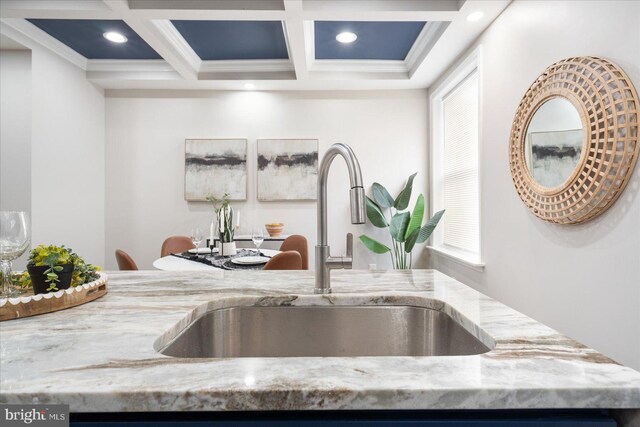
<box><xmin>509</xmin><ymin>56</ymin><xmax>639</xmax><ymax>224</ymax></box>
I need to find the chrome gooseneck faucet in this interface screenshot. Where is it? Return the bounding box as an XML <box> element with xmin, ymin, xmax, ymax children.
<box><xmin>315</xmin><ymin>143</ymin><xmax>366</xmax><ymax>294</ymax></box>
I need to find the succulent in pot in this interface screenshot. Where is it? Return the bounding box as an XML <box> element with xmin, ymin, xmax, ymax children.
<box><xmin>24</xmin><ymin>245</ymin><xmax>101</xmax><ymax>295</ymax></box>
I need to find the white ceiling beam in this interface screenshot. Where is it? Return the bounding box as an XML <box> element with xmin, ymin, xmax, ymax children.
<box><xmin>302</xmin><ymin>0</ymin><xmax>461</xmax><ymax>12</ymax></box>
<box><xmin>125</xmin><ymin>9</ymin><xmax>286</xmax><ymax>20</ymax></box>
<box><xmin>151</xmin><ymin>20</ymin><xmax>201</xmax><ymax>72</ymax></box>
<box><xmin>301</xmin><ymin>11</ymin><xmax>458</xmax><ymax>21</ymax></box>
<box><xmin>102</xmin><ymin>0</ymin><xmax>198</xmax><ymax>80</ymax></box>
<box><xmin>283</xmin><ymin>0</ymin><xmax>308</xmax><ymax>80</ymax></box>
<box><xmin>128</xmin><ymin>1</ymin><xmax>285</xmax><ymax>11</ymax></box>
<box><xmin>0</xmin><ymin>0</ymin><xmax>117</xmax><ymax>19</ymax></box>
<box><xmin>405</xmin><ymin>21</ymin><xmax>449</xmax><ymax>77</ymax></box>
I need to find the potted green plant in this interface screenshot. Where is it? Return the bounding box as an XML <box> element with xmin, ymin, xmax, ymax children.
<box><xmin>24</xmin><ymin>245</ymin><xmax>101</xmax><ymax>294</ymax></box>
<box><xmin>26</xmin><ymin>245</ymin><xmax>75</xmax><ymax>294</ymax></box>
<box><xmin>207</xmin><ymin>193</ymin><xmax>236</xmax><ymax>256</ymax></box>
<box><xmin>359</xmin><ymin>172</ymin><xmax>445</xmax><ymax>269</ymax></box>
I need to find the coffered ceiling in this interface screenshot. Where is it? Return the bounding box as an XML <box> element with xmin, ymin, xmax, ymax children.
<box><xmin>0</xmin><ymin>0</ymin><xmax>511</xmax><ymax>90</ymax></box>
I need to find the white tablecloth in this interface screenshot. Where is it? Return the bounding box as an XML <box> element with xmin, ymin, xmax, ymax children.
<box><xmin>153</xmin><ymin>249</ymin><xmax>281</xmax><ymax>271</ymax></box>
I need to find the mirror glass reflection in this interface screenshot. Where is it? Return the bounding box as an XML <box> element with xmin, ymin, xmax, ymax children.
<box><xmin>524</xmin><ymin>97</ymin><xmax>584</xmax><ymax>188</ymax></box>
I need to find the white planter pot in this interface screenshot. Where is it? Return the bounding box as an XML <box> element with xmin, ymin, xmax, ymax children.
<box><xmin>220</xmin><ymin>241</ymin><xmax>237</xmax><ymax>256</ymax></box>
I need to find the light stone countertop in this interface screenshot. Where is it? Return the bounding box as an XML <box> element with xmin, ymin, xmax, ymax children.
<box><xmin>0</xmin><ymin>269</ymin><xmax>639</xmax><ymax>413</ymax></box>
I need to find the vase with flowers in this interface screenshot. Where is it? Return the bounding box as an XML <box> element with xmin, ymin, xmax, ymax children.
<box><xmin>207</xmin><ymin>193</ymin><xmax>236</xmax><ymax>256</ymax></box>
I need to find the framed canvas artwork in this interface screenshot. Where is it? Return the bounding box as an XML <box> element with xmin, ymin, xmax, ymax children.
<box><xmin>184</xmin><ymin>138</ymin><xmax>247</xmax><ymax>201</ymax></box>
<box><xmin>257</xmin><ymin>139</ymin><xmax>318</xmax><ymax>201</ymax></box>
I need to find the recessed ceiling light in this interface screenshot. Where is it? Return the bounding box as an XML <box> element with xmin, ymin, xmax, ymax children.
<box><xmin>466</xmin><ymin>11</ymin><xmax>484</xmax><ymax>22</ymax></box>
<box><xmin>336</xmin><ymin>32</ymin><xmax>357</xmax><ymax>44</ymax></box>
<box><xmin>244</xmin><ymin>83</ymin><xmax>256</xmax><ymax>90</ymax></box>
<box><xmin>103</xmin><ymin>32</ymin><xmax>128</xmax><ymax>43</ymax></box>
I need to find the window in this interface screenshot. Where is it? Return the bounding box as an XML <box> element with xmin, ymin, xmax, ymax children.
<box><xmin>429</xmin><ymin>49</ymin><xmax>483</xmax><ymax>268</ymax></box>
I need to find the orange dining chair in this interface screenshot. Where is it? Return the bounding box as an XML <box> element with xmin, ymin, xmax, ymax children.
<box><xmin>161</xmin><ymin>236</ymin><xmax>195</xmax><ymax>257</ymax></box>
<box><xmin>263</xmin><ymin>251</ymin><xmax>302</xmax><ymax>270</ymax></box>
<box><xmin>279</xmin><ymin>234</ymin><xmax>309</xmax><ymax>270</ymax></box>
<box><xmin>115</xmin><ymin>249</ymin><xmax>138</xmax><ymax>271</ymax></box>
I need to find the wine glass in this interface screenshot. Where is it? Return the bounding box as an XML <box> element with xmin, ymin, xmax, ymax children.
<box><xmin>251</xmin><ymin>228</ymin><xmax>264</xmax><ymax>256</ymax></box>
<box><xmin>0</xmin><ymin>212</ymin><xmax>31</xmax><ymax>298</ymax></box>
<box><xmin>190</xmin><ymin>227</ymin><xmax>204</xmax><ymax>255</ymax></box>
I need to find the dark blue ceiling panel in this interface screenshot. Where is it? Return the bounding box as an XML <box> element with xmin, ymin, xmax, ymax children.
<box><xmin>171</xmin><ymin>20</ymin><xmax>288</xmax><ymax>60</ymax></box>
<box><xmin>315</xmin><ymin>21</ymin><xmax>426</xmax><ymax>60</ymax></box>
<box><xmin>27</xmin><ymin>19</ymin><xmax>161</xmax><ymax>60</ymax></box>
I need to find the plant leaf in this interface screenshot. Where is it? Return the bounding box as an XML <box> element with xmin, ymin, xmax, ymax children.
<box><xmin>404</xmin><ymin>228</ymin><xmax>420</xmax><ymax>253</ymax></box>
<box><xmin>404</xmin><ymin>193</ymin><xmax>424</xmax><ymax>240</ymax></box>
<box><xmin>389</xmin><ymin>211</ymin><xmax>410</xmax><ymax>242</ymax></box>
<box><xmin>394</xmin><ymin>172</ymin><xmax>417</xmax><ymax>210</ymax></box>
<box><xmin>366</xmin><ymin>196</ymin><xmax>388</xmax><ymax>228</ymax></box>
<box><xmin>416</xmin><ymin>209</ymin><xmax>446</xmax><ymax>243</ymax></box>
<box><xmin>372</xmin><ymin>183</ymin><xmax>394</xmax><ymax>208</ymax></box>
<box><xmin>359</xmin><ymin>235</ymin><xmax>391</xmax><ymax>254</ymax></box>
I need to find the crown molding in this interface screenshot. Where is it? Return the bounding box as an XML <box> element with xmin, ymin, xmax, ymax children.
<box><xmin>310</xmin><ymin>59</ymin><xmax>407</xmax><ymax>74</ymax></box>
<box><xmin>0</xmin><ymin>18</ymin><xmax>87</xmax><ymax>69</ymax></box>
<box><xmin>86</xmin><ymin>59</ymin><xmax>174</xmax><ymax>72</ymax></box>
<box><xmin>199</xmin><ymin>59</ymin><xmax>294</xmax><ymax>73</ymax></box>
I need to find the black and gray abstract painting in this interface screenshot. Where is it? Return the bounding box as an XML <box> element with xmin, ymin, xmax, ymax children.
<box><xmin>185</xmin><ymin>139</ymin><xmax>247</xmax><ymax>201</ymax></box>
<box><xmin>527</xmin><ymin>130</ymin><xmax>583</xmax><ymax>188</ymax></box>
<box><xmin>257</xmin><ymin>139</ymin><xmax>318</xmax><ymax>200</ymax></box>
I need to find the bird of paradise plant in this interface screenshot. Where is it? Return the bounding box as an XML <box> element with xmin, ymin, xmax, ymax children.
<box><xmin>359</xmin><ymin>173</ymin><xmax>445</xmax><ymax>269</ymax></box>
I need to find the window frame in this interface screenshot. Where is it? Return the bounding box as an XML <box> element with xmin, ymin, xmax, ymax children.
<box><xmin>428</xmin><ymin>47</ymin><xmax>484</xmax><ymax>270</ymax></box>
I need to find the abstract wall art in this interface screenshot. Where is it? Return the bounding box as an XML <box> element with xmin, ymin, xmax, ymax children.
<box><xmin>184</xmin><ymin>139</ymin><xmax>247</xmax><ymax>201</ymax></box>
<box><xmin>526</xmin><ymin>129</ymin><xmax>583</xmax><ymax>188</ymax></box>
<box><xmin>257</xmin><ymin>139</ymin><xmax>318</xmax><ymax>201</ymax></box>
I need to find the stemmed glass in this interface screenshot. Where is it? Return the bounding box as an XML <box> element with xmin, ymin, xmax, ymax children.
<box><xmin>190</xmin><ymin>227</ymin><xmax>204</xmax><ymax>256</ymax></box>
<box><xmin>0</xmin><ymin>212</ymin><xmax>31</xmax><ymax>298</ymax></box>
<box><xmin>251</xmin><ymin>228</ymin><xmax>264</xmax><ymax>256</ymax></box>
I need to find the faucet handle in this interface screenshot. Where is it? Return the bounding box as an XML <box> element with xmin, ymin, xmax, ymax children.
<box><xmin>346</xmin><ymin>233</ymin><xmax>353</xmax><ymax>258</ymax></box>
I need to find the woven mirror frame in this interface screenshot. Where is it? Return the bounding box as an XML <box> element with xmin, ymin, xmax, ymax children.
<box><xmin>509</xmin><ymin>56</ymin><xmax>639</xmax><ymax>224</ymax></box>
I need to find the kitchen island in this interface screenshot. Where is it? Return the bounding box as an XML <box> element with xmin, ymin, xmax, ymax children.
<box><xmin>1</xmin><ymin>270</ymin><xmax>639</xmax><ymax>425</ymax></box>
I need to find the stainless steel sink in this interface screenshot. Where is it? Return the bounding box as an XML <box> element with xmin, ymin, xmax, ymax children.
<box><xmin>159</xmin><ymin>306</ymin><xmax>491</xmax><ymax>358</ymax></box>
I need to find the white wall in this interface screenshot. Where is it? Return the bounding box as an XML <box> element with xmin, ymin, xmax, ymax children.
<box><xmin>0</xmin><ymin>39</ymin><xmax>106</xmax><ymax>267</ymax></box>
<box><xmin>428</xmin><ymin>0</ymin><xmax>640</xmax><ymax>370</ymax></box>
<box><xmin>0</xmin><ymin>50</ymin><xmax>31</xmax><ymax>214</ymax></box>
<box><xmin>105</xmin><ymin>90</ymin><xmax>428</xmax><ymax>270</ymax></box>
<box><xmin>0</xmin><ymin>50</ymin><xmax>32</xmax><ymax>268</ymax></box>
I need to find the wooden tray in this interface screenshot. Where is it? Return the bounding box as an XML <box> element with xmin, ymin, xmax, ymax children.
<box><xmin>0</xmin><ymin>272</ymin><xmax>108</xmax><ymax>321</ymax></box>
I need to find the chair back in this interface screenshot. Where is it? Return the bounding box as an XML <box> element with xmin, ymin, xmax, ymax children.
<box><xmin>263</xmin><ymin>250</ymin><xmax>302</xmax><ymax>270</ymax></box>
<box><xmin>115</xmin><ymin>249</ymin><xmax>138</xmax><ymax>271</ymax></box>
<box><xmin>161</xmin><ymin>236</ymin><xmax>195</xmax><ymax>257</ymax></box>
<box><xmin>279</xmin><ymin>234</ymin><xmax>309</xmax><ymax>270</ymax></box>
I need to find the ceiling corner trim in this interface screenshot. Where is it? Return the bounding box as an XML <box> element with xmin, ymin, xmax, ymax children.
<box><xmin>0</xmin><ymin>18</ymin><xmax>88</xmax><ymax>70</ymax></box>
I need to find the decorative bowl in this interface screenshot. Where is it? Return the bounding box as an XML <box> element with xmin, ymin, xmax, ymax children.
<box><xmin>265</xmin><ymin>223</ymin><xmax>285</xmax><ymax>237</ymax></box>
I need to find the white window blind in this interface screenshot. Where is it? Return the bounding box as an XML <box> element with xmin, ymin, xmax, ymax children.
<box><xmin>441</xmin><ymin>71</ymin><xmax>480</xmax><ymax>254</ymax></box>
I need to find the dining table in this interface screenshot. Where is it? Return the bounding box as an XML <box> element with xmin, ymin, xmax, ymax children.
<box><xmin>153</xmin><ymin>248</ymin><xmax>281</xmax><ymax>271</ymax></box>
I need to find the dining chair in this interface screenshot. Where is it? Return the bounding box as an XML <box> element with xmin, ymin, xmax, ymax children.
<box><xmin>161</xmin><ymin>236</ymin><xmax>195</xmax><ymax>257</ymax></box>
<box><xmin>279</xmin><ymin>234</ymin><xmax>309</xmax><ymax>270</ymax></box>
<box><xmin>115</xmin><ymin>249</ymin><xmax>138</xmax><ymax>271</ymax></box>
<box><xmin>263</xmin><ymin>251</ymin><xmax>302</xmax><ymax>270</ymax></box>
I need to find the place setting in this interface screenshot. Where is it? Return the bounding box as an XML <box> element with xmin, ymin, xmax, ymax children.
<box><xmin>168</xmin><ymin>226</ymin><xmax>276</xmax><ymax>270</ymax></box>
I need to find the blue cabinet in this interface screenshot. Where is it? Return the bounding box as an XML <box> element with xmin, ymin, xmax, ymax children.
<box><xmin>71</xmin><ymin>410</ymin><xmax>616</xmax><ymax>426</ymax></box>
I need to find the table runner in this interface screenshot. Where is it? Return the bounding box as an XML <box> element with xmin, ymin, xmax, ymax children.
<box><xmin>171</xmin><ymin>249</ymin><xmax>268</xmax><ymax>270</ymax></box>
